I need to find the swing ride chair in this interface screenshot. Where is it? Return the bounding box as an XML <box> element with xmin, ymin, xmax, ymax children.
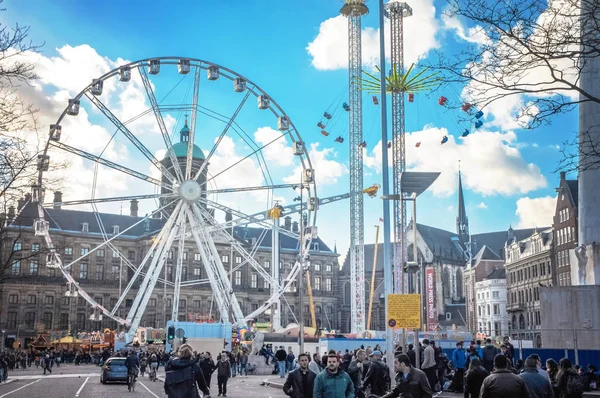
<box><xmin>31</xmin><ymin>56</ymin><xmax>323</xmax><ymax>335</ymax></box>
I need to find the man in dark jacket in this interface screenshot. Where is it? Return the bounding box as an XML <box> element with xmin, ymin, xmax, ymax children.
<box><xmin>283</xmin><ymin>353</ymin><xmax>316</xmax><ymax>398</ymax></box>
<box><xmin>216</xmin><ymin>352</ymin><xmax>231</xmax><ymax>397</ymax></box>
<box><xmin>519</xmin><ymin>356</ymin><xmax>554</xmax><ymax>398</ymax></box>
<box><xmin>164</xmin><ymin>344</ymin><xmax>210</xmax><ymax>398</ymax></box>
<box><xmin>200</xmin><ymin>352</ymin><xmax>216</xmax><ymax>388</ymax></box>
<box><xmin>381</xmin><ymin>354</ymin><xmax>433</xmax><ymax>398</ymax></box>
<box><xmin>406</xmin><ymin>344</ymin><xmax>416</xmax><ymax>367</ymax></box>
<box><xmin>362</xmin><ymin>350</ymin><xmax>390</xmax><ymax>396</ymax></box>
<box><xmin>347</xmin><ymin>349</ymin><xmax>367</xmax><ymax>398</ymax></box>
<box><xmin>503</xmin><ymin>336</ymin><xmax>515</xmax><ymax>364</ymax></box>
<box><xmin>276</xmin><ymin>346</ymin><xmax>288</xmax><ymax>378</ymax></box>
<box><xmin>482</xmin><ymin>339</ymin><xmax>498</xmax><ymax>372</ymax></box>
<box><xmin>480</xmin><ymin>354</ymin><xmax>528</xmax><ymax>398</ymax></box>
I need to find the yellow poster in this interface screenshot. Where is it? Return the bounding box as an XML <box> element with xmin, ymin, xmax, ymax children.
<box><xmin>387</xmin><ymin>294</ymin><xmax>421</xmax><ymax>329</ymax></box>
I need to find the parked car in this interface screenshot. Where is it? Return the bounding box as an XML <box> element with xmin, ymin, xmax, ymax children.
<box><xmin>100</xmin><ymin>357</ymin><xmax>128</xmax><ymax>384</ymax></box>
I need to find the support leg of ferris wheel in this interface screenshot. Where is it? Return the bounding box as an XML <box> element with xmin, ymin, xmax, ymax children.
<box><xmin>171</xmin><ymin>215</ymin><xmax>187</xmax><ymax>322</ymax></box>
<box><xmin>190</xmin><ymin>204</ymin><xmax>245</xmax><ymax>325</ymax></box>
<box><xmin>128</xmin><ymin>205</ymin><xmax>186</xmax><ymax>334</ymax></box>
<box><xmin>271</xmin><ymin>216</ymin><xmax>281</xmax><ymax>331</ymax></box>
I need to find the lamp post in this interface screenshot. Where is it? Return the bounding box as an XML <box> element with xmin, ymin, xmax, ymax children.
<box><xmin>1</xmin><ymin>330</ymin><xmax>5</xmax><ymax>352</ymax></box>
<box><xmin>294</xmin><ymin>183</ymin><xmax>306</xmax><ymax>354</ymax></box>
<box><xmin>382</xmin><ymin>171</ymin><xmax>440</xmax><ymax>371</ymax></box>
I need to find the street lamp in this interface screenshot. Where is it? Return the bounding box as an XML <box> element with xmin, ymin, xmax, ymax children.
<box><xmin>381</xmin><ymin>171</ymin><xmax>440</xmax><ymax>370</ymax></box>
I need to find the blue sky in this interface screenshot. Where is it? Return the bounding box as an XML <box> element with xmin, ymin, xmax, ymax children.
<box><xmin>4</xmin><ymin>0</ymin><xmax>578</xmax><ymax>259</ymax></box>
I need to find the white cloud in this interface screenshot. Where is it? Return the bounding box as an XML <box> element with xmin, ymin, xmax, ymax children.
<box><xmin>363</xmin><ymin>126</ymin><xmax>547</xmax><ymax>196</ymax></box>
<box><xmin>254</xmin><ymin>127</ymin><xmax>294</xmax><ymax>167</ymax></box>
<box><xmin>515</xmin><ymin>196</ymin><xmax>556</xmax><ymax>228</ymax></box>
<box><xmin>284</xmin><ymin>143</ymin><xmax>347</xmax><ymax>186</ymax></box>
<box><xmin>477</xmin><ymin>202</ymin><xmax>488</xmax><ymax>209</ymax></box>
<box><xmin>307</xmin><ymin>0</ymin><xmax>439</xmax><ymax>70</ymax></box>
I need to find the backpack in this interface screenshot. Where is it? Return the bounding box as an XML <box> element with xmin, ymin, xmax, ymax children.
<box><xmin>164</xmin><ymin>364</ymin><xmax>197</xmax><ymax>398</ymax></box>
<box><xmin>566</xmin><ymin>372</ymin><xmax>584</xmax><ymax>397</ymax></box>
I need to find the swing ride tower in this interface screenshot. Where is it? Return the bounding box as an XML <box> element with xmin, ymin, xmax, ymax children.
<box><xmin>385</xmin><ymin>0</ymin><xmax>413</xmax><ymax>294</ymax></box>
<box><xmin>340</xmin><ymin>0</ymin><xmax>368</xmax><ymax>334</ymax></box>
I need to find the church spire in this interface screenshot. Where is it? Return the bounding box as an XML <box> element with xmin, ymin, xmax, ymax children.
<box><xmin>456</xmin><ymin>161</ymin><xmax>469</xmax><ymax>242</ymax></box>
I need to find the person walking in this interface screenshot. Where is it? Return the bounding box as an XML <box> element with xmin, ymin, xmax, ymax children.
<box><xmin>451</xmin><ymin>341</ymin><xmax>467</xmax><ymax>393</ymax></box>
<box><xmin>239</xmin><ymin>350</ymin><xmax>248</xmax><ymax>377</ymax></box>
<box><xmin>347</xmin><ymin>349</ymin><xmax>367</xmax><ymax>398</ymax></box>
<box><xmin>164</xmin><ymin>344</ymin><xmax>210</xmax><ymax>398</ymax></box>
<box><xmin>362</xmin><ymin>350</ymin><xmax>390</xmax><ymax>396</ymax></box>
<box><xmin>200</xmin><ymin>352</ymin><xmax>216</xmax><ymax>388</ymax></box>
<box><xmin>480</xmin><ymin>354</ymin><xmax>528</xmax><ymax>398</ymax></box>
<box><xmin>283</xmin><ymin>353</ymin><xmax>316</xmax><ymax>398</ymax></box>
<box><xmin>313</xmin><ymin>352</ymin><xmax>355</xmax><ymax>398</ymax></box>
<box><xmin>556</xmin><ymin>358</ymin><xmax>584</xmax><ymax>398</ymax></box>
<box><xmin>309</xmin><ymin>353</ymin><xmax>323</xmax><ymax>374</ymax></box>
<box><xmin>216</xmin><ymin>352</ymin><xmax>231</xmax><ymax>397</ymax></box>
<box><xmin>276</xmin><ymin>346</ymin><xmax>288</xmax><ymax>378</ymax></box>
<box><xmin>380</xmin><ymin>354</ymin><xmax>433</xmax><ymax>398</ymax></box>
<box><xmin>482</xmin><ymin>339</ymin><xmax>498</xmax><ymax>373</ymax></box>
<box><xmin>464</xmin><ymin>357</ymin><xmax>488</xmax><ymax>398</ymax></box>
<box><xmin>421</xmin><ymin>339</ymin><xmax>437</xmax><ymax>391</ymax></box>
<box><xmin>519</xmin><ymin>356</ymin><xmax>554</xmax><ymax>398</ymax></box>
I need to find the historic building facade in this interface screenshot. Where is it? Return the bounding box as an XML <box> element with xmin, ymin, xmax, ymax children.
<box><xmin>553</xmin><ymin>172</ymin><xmax>578</xmax><ymax>286</ymax></box>
<box><xmin>505</xmin><ymin>227</ymin><xmax>554</xmax><ymax>344</ymax></box>
<box><xmin>475</xmin><ymin>268</ymin><xmax>509</xmax><ymax>337</ymax></box>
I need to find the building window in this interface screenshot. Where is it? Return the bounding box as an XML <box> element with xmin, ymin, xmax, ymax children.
<box><xmin>45</xmin><ymin>295</ymin><xmax>54</xmax><ymax>305</ymax></box>
<box><xmin>446</xmin><ymin>312</ymin><xmax>452</xmax><ymax>321</ymax></box>
<box><xmin>183</xmin><ymin>252</ymin><xmax>188</xmax><ymax>260</ymax></box>
<box><xmin>313</xmin><ymin>242</ymin><xmax>320</xmax><ymax>251</ymax></box>
<box><xmin>167</xmin><ymin>266</ymin><xmax>173</xmax><ymax>281</ymax></box>
<box><xmin>25</xmin><ymin>312</ymin><xmax>36</xmax><ymax>328</ymax></box>
<box><xmin>97</xmin><ymin>249</ymin><xmax>105</xmax><ymax>257</ymax></box>
<box><xmin>565</xmin><ymin>208</ymin><xmax>569</xmax><ymax>220</ymax></box>
<box><xmin>43</xmin><ymin>312</ymin><xmax>53</xmax><ymax>329</ymax></box>
<box><xmin>31</xmin><ymin>243</ymin><xmax>40</xmax><ymax>252</ymax></box>
<box><xmin>478</xmin><ymin>306</ymin><xmax>481</xmax><ymax>316</ymax></box>
<box><xmin>112</xmin><ymin>250</ymin><xmax>120</xmax><ymax>258</ymax></box>
<box><xmin>59</xmin><ymin>313</ymin><xmax>68</xmax><ymax>330</ymax></box>
<box><xmin>13</xmin><ymin>241</ymin><xmax>22</xmax><ymax>251</ymax></box>
<box><xmin>193</xmin><ymin>267</ymin><xmax>201</xmax><ymax>276</ymax></box>
<box><xmin>493</xmin><ymin>304</ymin><xmax>500</xmax><ymax>315</ymax></box>
<box><xmin>76</xmin><ymin>313</ymin><xmax>86</xmax><ymax>330</ymax></box>
<box><xmin>264</xmin><ymin>260</ymin><xmax>270</xmax><ymax>269</ymax></box>
<box><xmin>112</xmin><ymin>225</ymin><xmax>119</xmax><ymax>234</ymax></box>
<box><xmin>235</xmin><ymin>256</ymin><xmax>242</xmax><ymax>264</ymax></box>
<box><xmin>11</xmin><ymin>260</ymin><xmax>20</xmax><ymax>275</ymax></box>
<box><xmin>82</xmin><ymin>222</ymin><xmax>89</xmax><ymax>233</ymax></box>
<box><xmin>29</xmin><ymin>260</ymin><xmax>39</xmax><ymax>276</ymax></box>
<box><xmin>326</xmin><ymin>264</ymin><xmax>332</xmax><ymax>272</ymax></box>
<box><xmin>235</xmin><ymin>271</ymin><xmax>242</xmax><ymax>285</ymax></box>
<box><xmin>168</xmin><ymin>250</ymin><xmax>173</xmax><ymax>259</ymax></box>
<box><xmin>8</xmin><ymin>294</ymin><xmax>19</xmax><ymax>304</ymax></box>
<box><xmin>193</xmin><ymin>300</ymin><xmax>201</xmax><ymax>308</ymax></box>
<box><xmin>111</xmin><ymin>265</ymin><xmax>119</xmax><ymax>280</ymax></box>
<box><xmin>128</xmin><ymin>251</ymin><xmax>136</xmax><ymax>260</ymax></box>
<box><xmin>95</xmin><ymin>265</ymin><xmax>104</xmax><ymax>280</ymax></box>
<box><xmin>314</xmin><ymin>276</ymin><xmax>321</xmax><ymax>290</ymax></box>
<box><xmin>492</xmin><ymin>291</ymin><xmax>499</xmax><ymax>299</ymax></box>
<box><xmin>194</xmin><ymin>253</ymin><xmax>201</xmax><ymax>261</ymax></box>
<box><xmin>149</xmin><ymin>298</ymin><xmax>157</xmax><ymax>307</ymax></box>
<box><xmin>64</xmin><ymin>247</ymin><xmax>73</xmax><ymax>256</ymax></box>
<box><xmin>251</xmin><ymin>273</ymin><xmax>258</xmax><ymax>288</ymax></box>
<box><xmin>179</xmin><ymin>299</ymin><xmax>186</xmax><ymax>309</ymax></box>
<box><xmin>325</xmin><ymin>278</ymin><xmax>332</xmax><ymax>292</ymax></box>
<box><xmin>314</xmin><ymin>263</ymin><xmax>321</xmax><ymax>271</ymax></box>
<box><xmin>79</xmin><ymin>263</ymin><xmax>88</xmax><ymax>280</ymax></box>
<box><xmin>7</xmin><ymin>312</ymin><xmax>17</xmax><ymax>328</ymax></box>
<box><xmin>81</xmin><ymin>247</ymin><xmax>89</xmax><ymax>256</ymax></box>
<box><xmin>487</xmin><ymin>304</ymin><xmax>490</xmax><ymax>315</ymax></box>
<box><xmin>222</xmin><ymin>255</ymin><xmax>229</xmax><ymax>263</ymax></box>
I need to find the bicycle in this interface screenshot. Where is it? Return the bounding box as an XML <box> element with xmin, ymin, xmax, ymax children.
<box><xmin>127</xmin><ymin>369</ymin><xmax>138</xmax><ymax>392</ymax></box>
<box><xmin>149</xmin><ymin>366</ymin><xmax>157</xmax><ymax>382</ymax></box>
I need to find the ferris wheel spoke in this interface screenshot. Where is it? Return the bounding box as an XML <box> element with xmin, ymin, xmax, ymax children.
<box><xmin>111</xmin><ymin>202</ymin><xmax>182</xmax><ymax>317</ymax></box>
<box><xmin>185</xmin><ymin>66</ymin><xmax>201</xmax><ymax>180</ymax></box>
<box><xmin>61</xmin><ymin>198</ymin><xmax>178</xmax><ymax>272</ymax></box>
<box><xmin>171</xmin><ymin>204</ymin><xmax>188</xmax><ymax>320</ymax></box>
<box><xmin>193</xmin><ymin>90</ymin><xmax>252</xmax><ymax>182</ymax></box>
<box><xmin>185</xmin><ymin>205</ymin><xmax>233</xmax><ymax>323</ymax></box>
<box><xmin>84</xmin><ymin>92</ymin><xmax>178</xmax><ymax>185</ymax></box>
<box><xmin>199</xmin><ymin>130</ymin><xmax>286</xmax><ymax>189</ymax></box>
<box><xmin>139</xmin><ymin>66</ymin><xmax>185</xmax><ymax>182</ymax></box>
<box><xmin>49</xmin><ymin>141</ymin><xmax>173</xmax><ymax>192</ymax></box>
<box><xmin>192</xmin><ymin>203</ymin><xmax>279</xmax><ymax>290</ymax></box>
<box><xmin>205</xmin><ymin>183</ymin><xmax>297</xmax><ymax>195</ymax></box>
<box><xmin>44</xmin><ymin>193</ymin><xmax>176</xmax><ymax>207</ymax></box>
<box><xmin>128</xmin><ymin>203</ymin><xmax>186</xmax><ymax>332</ymax></box>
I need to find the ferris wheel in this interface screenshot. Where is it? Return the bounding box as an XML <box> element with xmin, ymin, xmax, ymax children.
<box><xmin>31</xmin><ymin>56</ymin><xmax>318</xmax><ymax>333</ymax></box>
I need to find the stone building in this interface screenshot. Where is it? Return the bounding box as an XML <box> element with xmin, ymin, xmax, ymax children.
<box><xmin>475</xmin><ymin>268</ymin><xmax>510</xmax><ymax>337</ymax></box>
<box><xmin>553</xmin><ymin>172</ymin><xmax>578</xmax><ymax>286</ymax></box>
<box><xmin>505</xmin><ymin>227</ymin><xmax>553</xmax><ymax>345</ymax></box>
<box><xmin>0</xmin><ymin>123</ymin><xmax>339</xmax><ymax>346</ymax></box>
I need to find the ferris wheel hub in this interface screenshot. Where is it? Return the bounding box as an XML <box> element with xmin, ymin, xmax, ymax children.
<box><xmin>178</xmin><ymin>179</ymin><xmax>203</xmax><ymax>202</ymax></box>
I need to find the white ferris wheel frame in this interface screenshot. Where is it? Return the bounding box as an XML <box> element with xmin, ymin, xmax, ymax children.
<box><xmin>32</xmin><ymin>56</ymin><xmax>318</xmax><ymax>333</ymax></box>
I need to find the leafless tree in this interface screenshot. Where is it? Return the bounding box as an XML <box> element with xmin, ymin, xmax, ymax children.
<box><xmin>432</xmin><ymin>0</ymin><xmax>600</xmax><ymax>126</ymax></box>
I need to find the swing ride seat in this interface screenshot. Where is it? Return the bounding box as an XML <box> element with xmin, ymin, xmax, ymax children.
<box><xmin>475</xmin><ymin>110</ymin><xmax>484</xmax><ymax>119</ymax></box>
<box><xmin>335</xmin><ymin>137</ymin><xmax>344</xmax><ymax>143</ymax></box>
<box><xmin>317</xmin><ymin>122</ymin><xmax>325</xmax><ymax>129</ymax></box>
<box><xmin>462</xmin><ymin>103</ymin><xmax>472</xmax><ymax>112</ymax></box>
<box><xmin>462</xmin><ymin>129</ymin><xmax>470</xmax><ymax>137</ymax></box>
<box><xmin>372</xmin><ymin>96</ymin><xmax>379</xmax><ymax>105</ymax></box>
<box><xmin>438</xmin><ymin>96</ymin><xmax>448</xmax><ymax>106</ymax></box>
<box><xmin>475</xmin><ymin>120</ymin><xmax>483</xmax><ymax>129</ymax></box>
<box><xmin>387</xmin><ymin>141</ymin><xmax>392</xmax><ymax>148</ymax></box>
<box><xmin>342</xmin><ymin>103</ymin><xmax>350</xmax><ymax>112</ymax></box>
<box><xmin>408</xmin><ymin>93</ymin><xmax>414</xmax><ymax>102</ymax></box>
<box><xmin>359</xmin><ymin>141</ymin><xmax>367</xmax><ymax>148</ymax></box>
<box><xmin>321</xmin><ymin>130</ymin><xmax>329</xmax><ymax>137</ymax></box>
<box><xmin>324</xmin><ymin>112</ymin><xmax>332</xmax><ymax>120</ymax></box>
<box><xmin>363</xmin><ymin>184</ymin><xmax>381</xmax><ymax>198</ymax></box>
<box><xmin>415</xmin><ymin>142</ymin><xmax>421</xmax><ymax>147</ymax></box>
<box><xmin>441</xmin><ymin>136</ymin><xmax>448</xmax><ymax>144</ymax></box>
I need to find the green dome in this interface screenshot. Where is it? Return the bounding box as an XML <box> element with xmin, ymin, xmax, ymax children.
<box><xmin>171</xmin><ymin>141</ymin><xmax>205</xmax><ymax>160</ymax></box>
